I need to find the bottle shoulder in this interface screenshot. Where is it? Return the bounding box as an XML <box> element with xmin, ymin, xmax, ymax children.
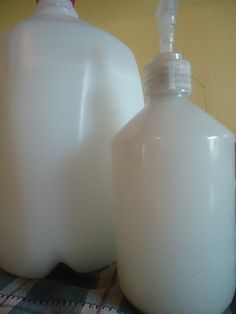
<box><xmin>6</xmin><ymin>18</ymin><xmax>138</xmax><ymax>77</ymax></box>
<box><xmin>8</xmin><ymin>18</ymin><xmax>134</xmax><ymax>59</ymax></box>
<box><xmin>114</xmin><ymin>97</ymin><xmax>234</xmax><ymax>144</ymax></box>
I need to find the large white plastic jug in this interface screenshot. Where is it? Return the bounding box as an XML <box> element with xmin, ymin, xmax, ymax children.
<box><xmin>0</xmin><ymin>0</ymin><xmax>143</xmax><ymax>278</ymax></box>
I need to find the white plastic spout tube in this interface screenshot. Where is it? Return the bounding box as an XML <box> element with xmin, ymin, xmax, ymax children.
<box><xmin>156</xmin><ymin>0</ymin><xmax>178</xmax><ymax>53</ymax></box>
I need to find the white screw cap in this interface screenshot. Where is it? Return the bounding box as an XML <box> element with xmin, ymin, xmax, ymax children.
<box><xmin>144</xmin><ymin>52</ymin><xmax>192</xmax><ymax>96</ymax></box>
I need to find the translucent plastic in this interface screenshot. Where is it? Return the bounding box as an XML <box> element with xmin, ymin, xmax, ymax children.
<box><xmin>144</xmin><ymin>52</ymin><xmax>192</xmax><ymax>96</ymax></box>
<box><xmin>146</xmin><ymin>0</ymin><xmax>192</xmax><ymax>98</ymax></box>
<box><xmin>0</xmin><ymin>0</ymin><xmax>143</xmax><ymax>278</ymax></box>
<box><xmin>113</xmin><ymin>94</ymin><xmax>235</xmax><ymax>314</ymax></box>
<box><xmin>157</xmin><ymin>0</ymin><xmax>178</xmax><ymax>53</ymax></box>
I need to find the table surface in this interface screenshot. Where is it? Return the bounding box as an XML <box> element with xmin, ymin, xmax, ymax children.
<box><xmin>0</xmin><ymin>264</ymin><xmax>235</xmax><ymax>313</ymax></box>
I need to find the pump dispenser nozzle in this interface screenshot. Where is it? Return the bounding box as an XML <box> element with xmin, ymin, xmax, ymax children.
<box><xmin>157</xmin><ymin>0</ymin><xmax>178</xmax><ymax>53</ymax></box>
<box><xmin>144</xmin><ymin>0</ymin><xmax>192</xmax><ymax>97</ymax></box>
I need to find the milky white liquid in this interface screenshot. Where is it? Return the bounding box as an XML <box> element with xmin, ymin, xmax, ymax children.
<box><xmin>113</xmin><ymin>94</ymin><xmax>235</xmax><ymax>314</ymax></box>
<box><xmin>0</xmin><ymin>1</ymin><xmax>143</xmax><ymax>278</ymax></box>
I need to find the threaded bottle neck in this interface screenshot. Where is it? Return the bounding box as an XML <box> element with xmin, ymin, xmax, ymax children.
<box><xmin>144</xmin><ymin>53</ymin><xmax>192</xmax><ymax>98</ymax></box>
<box><xmin>35</xmin><ymin>0</ymin><xmax>78</xmax><ymax>18</ymax></box>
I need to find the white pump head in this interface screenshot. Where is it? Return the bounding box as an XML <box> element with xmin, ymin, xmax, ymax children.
<box><xmin>144</xmin><ymin>0</ymin><xmax>192</xmax><ymax>97</ymax></box>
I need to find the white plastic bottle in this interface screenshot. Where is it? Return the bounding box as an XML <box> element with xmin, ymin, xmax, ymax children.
<box><xmin>112</xmin><ymin>1</ymin><xmax>235</xmax><ymax>313</ymax></box>
<box><xmin>0</xmin><ymin>0</ymin><xmax>143</xmax><ymax>278</ymax></box>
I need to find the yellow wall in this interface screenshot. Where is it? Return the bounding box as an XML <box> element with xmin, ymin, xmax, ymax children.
<box><xmin>0</xmin><ymin>0</ymin><xmax>236</xmax><ymax>135</ymax></box>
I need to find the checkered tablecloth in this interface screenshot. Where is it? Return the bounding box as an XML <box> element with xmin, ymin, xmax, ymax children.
<box><xmin>0</xmin><ymin>264</ymin><xmax>140</xmax><ymax>314</ymax></box>
<box><xmin>0</xmin><ymin>263</ymin><xmax>235</xmax><ymax>314</ymax></box>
